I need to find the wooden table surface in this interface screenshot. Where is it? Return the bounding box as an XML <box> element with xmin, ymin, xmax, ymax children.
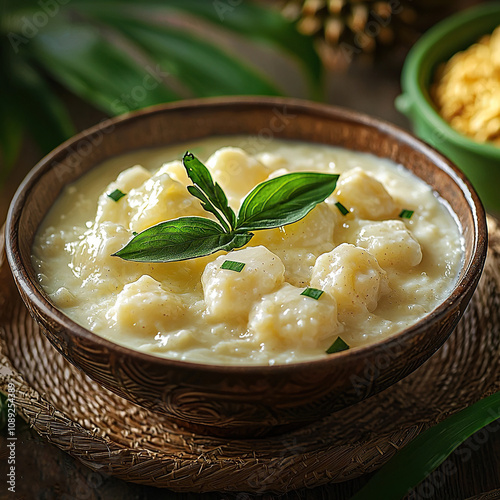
<box><xmin>1</xmin><ymin>7</ymin><xmax>499</xmax><ymax>498</ymax></box>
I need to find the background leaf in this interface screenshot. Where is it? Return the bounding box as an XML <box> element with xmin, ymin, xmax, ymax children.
<box><xmin>154</xmin><ymin>0</ymin><xmax>323</xmax><ymax>97</ymax></box>
<box><xmin>7</xmin><ymin>55</ymin><xmax>75</xmax><ymax>150</ymax></box>
<box><xmin>29</xmin><ymin>21</ymin><xmax>180</xmax><ymax>116</ymax></box>
<box><xmin>74</xmin><ymin>0</ymin><xmax>323</xmax><ymax>98</ymax></box>
<box><xmin>0</xmin><ymin>90</ymin><xmax>22</xmax><ymax>176</ymax></box>
<box><xmin>0</xmin><ymin>38</ymin><xmax>74</xmax><ymax>174</ymax></box>
<box><xmin>351</xmin><ymin>391</ymin><xmax>500</xmax><ymax>500</ymax></box>
<box><xmin>1</xmin><ymin>0</ymin><xmax>323</xmax><ymax>171</ymax></box>
<box><xmin>80</xmin><ymin>9</ymin><xmax>282</xmax><ymax>98</ymax></box>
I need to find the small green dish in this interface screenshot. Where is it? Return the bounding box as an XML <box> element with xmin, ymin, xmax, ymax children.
<box><xmin>396</xmin><ymin>3</ymin><xmax>500</xmax><ymax>213</ymax></box>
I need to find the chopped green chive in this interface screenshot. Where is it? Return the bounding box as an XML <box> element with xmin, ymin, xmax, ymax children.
<box><xmin>335</xmin><ymin>201</ymin><xmax>349</xmax><ymax>216</ymax></box>
<box><xmin>221</xmin><ymin>260</ymin><xmax>245</xmax><ymax>272</ymax></box>
<box><xmin>399</xmin><ymin>209</ymin><xmax>414</xmax><ymax>219</ymax></box>
<box><xmin>326</xmin><ymin>336</ymin><xmax>350</xmax><ymax>354</ymax></box>
<box><xmin>301</xmin><ymin>287</ymin><xmax>324</xmax><ymax>300</ymax></box>
<box><xmin>108</xmin><ymin>189</ymin><xmax>126</xmax><ymax>202</ymax></box>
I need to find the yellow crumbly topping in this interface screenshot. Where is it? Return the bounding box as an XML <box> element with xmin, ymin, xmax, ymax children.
<box><xmin>431</xmin><ymin>26</ymin><xmax>500</xmax><ymax>145</ymax></box>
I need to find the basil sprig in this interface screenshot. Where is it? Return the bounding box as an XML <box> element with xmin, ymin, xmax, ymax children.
<box><xmin>183</xmin><ymin>152</ymin><xmax>236</xmax><ymax>233</ymax></box>
<box><xmin>114</xmin><ymin>152</ymin><xmax>339</xmax><ymax>263</ymax></box>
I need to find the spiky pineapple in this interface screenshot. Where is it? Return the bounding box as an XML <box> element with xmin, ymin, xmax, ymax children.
<box><xmin>280</xmin><ymin>0</ymin><xmax>458</xmax><ymax>69</ymax></box>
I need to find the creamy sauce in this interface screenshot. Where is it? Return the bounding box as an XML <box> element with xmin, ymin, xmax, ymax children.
<box><xmin>32</xmin><ymin>137</ymin><xmax>464</xmax><ymax>365</ymax></box>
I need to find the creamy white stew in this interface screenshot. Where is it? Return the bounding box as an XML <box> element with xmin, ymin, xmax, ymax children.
<box><xmin>32</xmin><ymin>137</ymin><xmax>464</xmax><ymax>365</ymax></box>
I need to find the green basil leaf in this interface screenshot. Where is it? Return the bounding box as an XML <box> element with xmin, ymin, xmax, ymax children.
<box><xmin>113</xmin><ymin>217</ymin><xmax>252</xmax><ymax>263</ymax></box>
<box><xmin>351</xmin><ymin>390</ymin><xmax>500</xmax><ymax>500</ymax></box>
<box><xmin>186</xmin><ymin>185</ymin><xmax>230</xmax><ymax>233</ymax></box>
<box><xmin>183</xmin><ymin>152</ymin><xmax>236</xmax><ymax>230</ymax></box>
<box><xmin>236</xmin><ymin>172</ymin><xmax>339</xmax><ymax>231</ymax></box>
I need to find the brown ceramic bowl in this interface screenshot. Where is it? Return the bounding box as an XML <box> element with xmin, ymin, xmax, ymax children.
<box><xmin>5</xmin><ymin>97</ymin><xmax>487</xmax><ymax>438</ymax></box>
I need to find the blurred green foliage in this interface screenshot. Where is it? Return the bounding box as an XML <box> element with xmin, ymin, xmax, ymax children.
<box><xmin>351</xmin><ymin>390</ymin><xmax>500</xmax><ymax>499</ymax></box>
<box><xmin>0</xmin><ymin>0</ymin><xmax>322</xmax><ymax>177</ymax></box>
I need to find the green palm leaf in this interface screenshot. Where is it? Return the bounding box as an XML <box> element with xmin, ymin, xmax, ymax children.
<box><xmin>0</xmin><ymin>82</ymin><xmax>22</xmax><ymax>175</ymax></box>
<box><xmin>0</xmin><ymin>40</ymin><xmax>74</xmax><ymax>173</ymax></box>
<box><xmin>9</xmin><ymin>57</ymin><xmax>74</xmax><ymax>149</ymax></box>
<box><xmin>351</xmin><ymin>391</ymin><xmax>500</xmax><ymax>500</ymax></box>
<box><xmin>74</xmin><ymin>0</ymin><xmax>323</xmax><ymax>98</ymax></box>
<box><xmin>29</xmin><ymin>21</ymin><xmax>180</xmax><ymax>116</ymax></box>
<box><xmin>83</xmin><ymin>11</ymin><xmax>281</xmax><ymax>98</ymax></box>
<box><xmin>1</xmin><ymin>0</ymin><xmax>323</xmax><ymax>174</ymax></box>
<box><xmin>166</xmin><ymin>0</ymin><xmax>323</xmax><ymax>93</ymax></box>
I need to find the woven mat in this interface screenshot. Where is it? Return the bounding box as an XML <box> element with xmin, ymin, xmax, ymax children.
<box><xmin>0</xmin><ymin>218</ymin><xmax>499</xmax><ymax>494</ymax></box>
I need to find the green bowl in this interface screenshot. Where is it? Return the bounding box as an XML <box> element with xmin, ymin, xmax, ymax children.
<box><xmin>396</xmin><ymin>3</ymin><xmax>500</xmax><ymax>213</ymax></box>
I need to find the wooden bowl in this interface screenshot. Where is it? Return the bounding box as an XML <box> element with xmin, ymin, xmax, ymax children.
<box><xmin>5</xmin><ymin>97</ymin><xmax>487</xmax><ymax>438</ymax></box>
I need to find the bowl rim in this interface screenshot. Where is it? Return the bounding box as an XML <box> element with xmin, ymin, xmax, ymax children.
<box><xmin>5</xmin><ymin>96</ymin><xmax>488</xmax><ymax>374</ymax></box>
<box><xmin>400</xmin><ymin>2</ymin><xmax>500</xmax><ymax>159</ymax></box>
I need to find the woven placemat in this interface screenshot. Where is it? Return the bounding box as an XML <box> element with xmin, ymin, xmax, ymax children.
<box><xmin>0</xmin><ymin>218</ymin><xmax>499</xmax><ymax>494</ymax></box>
